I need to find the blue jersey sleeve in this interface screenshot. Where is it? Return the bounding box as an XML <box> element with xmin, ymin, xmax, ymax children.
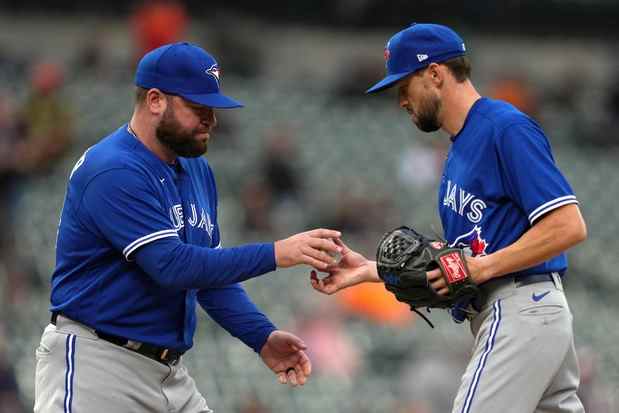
<box><xmin>497</xmin><ymin>121</ymin><xmax>578</xmax><ymax>224</ymax></box>
<box><xmin>134</xmin><ymin>237</ymin><xmax>276</xmax><ymax>289</ymax></box>
<box><xmin>211</xmin><ymin>225</ymin><xmax>222</xmax><ymax>249</ymax></box>
<box><xmin>79</xmin><ymin>168</ymin><xmax>179</xmax><ymax>260</ymax></box>
<box><xmin>197</xmin><ymin>285</ymin><xmax>277</xmax><ymax>353</ymax></box>
<box><xmin>205</xmin><ymin>162</ymin><xmax>222</xmax><ymax>249</ymax></box>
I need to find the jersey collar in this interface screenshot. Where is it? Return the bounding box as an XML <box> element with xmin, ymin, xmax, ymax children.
<box><xmin>450</xmin><ymin>97</ymin><xmax>486</xmax><ymax>142</ymax></box>
<box><xmin>122</xmin><ymin>123</ymin><xmax>187</xmax><ymax>175</ymax></box>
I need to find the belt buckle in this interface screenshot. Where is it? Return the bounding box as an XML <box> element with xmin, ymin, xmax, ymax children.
<box><xmin>160</xmin><ymin>349</ymin><xmax>180</xmax><ymax>365</ymax></box>
<box><xmin>124</xmin><ymin>340</ymin><xmax>142</xmax><ymax>351</ymax></box>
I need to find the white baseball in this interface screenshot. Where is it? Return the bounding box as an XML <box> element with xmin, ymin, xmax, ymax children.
<box><xmin>327</xmin><ymin>239</ymin><xmax>342</xmax><ymax>265</ymax></box>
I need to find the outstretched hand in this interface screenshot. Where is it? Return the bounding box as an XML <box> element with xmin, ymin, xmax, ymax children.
<box><xmin>310</xmin><ymin>239</ymin><xmax>379</xmax><ymax>295</ymax></box>
<box><xmin>274</xmin><ymin>228</ymin><xmax>342</xmax><ymax>270</ymax></box>
<box><xmin>260</xmin><ymin>330</ymin><xmax>312</xmax><ymax>387</ymax></box>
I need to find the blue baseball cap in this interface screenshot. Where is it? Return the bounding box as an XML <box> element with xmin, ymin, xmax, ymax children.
<box><xmin>135</xmin><ymin>42</ymin><xmax>243</xmax><ymax>108</ymax></box>
<box><xmin>366</xmin><ymin>23</ymin><xmax>466</xmax><ymax>94</ymax></box>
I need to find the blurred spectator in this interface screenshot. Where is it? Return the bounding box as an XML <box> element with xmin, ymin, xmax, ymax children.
<box><xmin>398</xmin><ymin>141</ymin><xmax>446</xmax><ymax>190</ymax></box>
<box><xmin>238</xmin><ymin>126</ymin><xmax>307</xmax><ymax>237</ymax></box>
<box><xmin>608</xmin><ymin>75</ymin><xmax>619</xmax><ymax>121</ymax></box>
<box><xmin>0</xmin><ymin>62</ymin><xmax>71</xmax><ymax>308</ymax></box>
<box><xmin>15</xmin><ymin>61</ymin><xmax>73</xmax><ymax>175</ymax></box>
<box><xmin>240</xmin><ymin>178</ymin><xmax>274</xmax><ymax>235</ymax></box>
<box><xmin>488</xmin><ymin>74</ymin><xmax>538</xmax><ymax>118</ymax></box>
<box><xmin>208</xmin><ymin>110</ymin><xmax>240</xmax><ymax>150</ymax></box>
<box><xmin>0</xmin><ymin>92</ymin><xmax>18</xmax><ymax>187</ymax></box>
<box><xmin>0</xmin><ymin>357</ymin><xmax>23</xmax><ymax>413</ymax></box>
<box><xmin>320</xmin><ymin>193</ymin><xmax>372</xmax><ymax>236</ymax></box>
<box><xmin>295</xmin><ymin>305</ymin><xmax>361</xmax><ymax>379</ymax></box>
<box><xmin>201</xmin><ymin>20</ymin><xmax>263</xmax><ymax>78</ymax></box>
<box><xmin>0</xmin><ymin>323</ymin><xmax>25</xmax><ymax>413</ymax></box>
<box><xmin>399</xmin><ymin>353</ymin><xmax>468</xmax><ymax>413</ymax></box>
<box><xmin>74</xmin><ymin>34</ymin><xmax>106</xmax><ymax>78</ymax></box>
<box><xmin>577</xmin><ymin>346</ymin><xmax>613</xmax><ymax>413</ymax></box>
<box><xmin>548</xmin><ymin>71</ymin><xmax>581</xmax><ymax>114</ymax></box>
<box><xmin>130</xmin><ymin>0</ymin><xmax>188</xmax><ymax>62</ymax></box>
<box><xmin>332</xmin><ymin>56</ymin><xmax>385</xmax><ymax>100</ymax></box>
<box><xmin>254</xmin><ymin>125</ymin><xmax>315</xmax><ymax>236</ymax></box>
<box><xmin>337</xmin><ymin>282</ymin><xmax>413</xmax><ymax>326</ymax></box>
<box><xmin>0</xmin><ymin>94</ymin><xmax>29</xmax><ymax>309</ymax></box>
<box><xmin>319</xmin><ymin>189</ymin><xmax>396</xmax><ymax>245</ymax></box>
<box><xmin>600</xmin><ymin>74</ymin><xmax>619</xmax><ymax>147</ymax></box>
<box><xmin>238</xmin><ymin>394</ymin><xmax>272</xmax><ymax>413</ymax></box>
<box><xmin>260</xmin><ymin>126</ymin><xmax>302</xmax><ymax>203</ymax></box>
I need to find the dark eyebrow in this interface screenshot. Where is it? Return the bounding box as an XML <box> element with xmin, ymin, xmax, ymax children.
<box><xmin>183</xmin><ymin>99</ymin><xmax>209</xmax><ymax>111</ymax></box>
<box><xmin>184</xmin><ymin>100</ymin><xmax>201</xmax><ymax>108</ymax></box>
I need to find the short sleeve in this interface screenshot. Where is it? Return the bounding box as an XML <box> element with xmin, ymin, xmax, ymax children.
<box><xmin>80</xmin><ymin>168</ymin><xmax>178</xmax><ymax>260</ymax></box>
<box><xmin>497</xmin><ymin>121</ymin><xmax>578</xmax><ymax>224</ymax></box>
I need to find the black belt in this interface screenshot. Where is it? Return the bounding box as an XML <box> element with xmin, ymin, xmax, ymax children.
<box><xmin>467</xmin><ymin>272</ymin><xmax>559</xmax><ymax>317</ymax></box>
<box><xmin>513</xmin><ymin>272</ymin><xmax>556</xmax><ymax>287</ymax></box>
<box><xmin>50</xmin><ymin>312</ymin><xmax>183</xmax><ymax>365</ymax></box>
<box><xmin>479</xmin><ymin>272</ymin><xmax>558</xmax><ymax>292</ymax></box>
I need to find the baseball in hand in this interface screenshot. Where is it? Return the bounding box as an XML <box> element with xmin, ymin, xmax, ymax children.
<box><xmin>327</xmin><ymin>239</ymin><xmax>342</xmax><ymax>265</ymax></box>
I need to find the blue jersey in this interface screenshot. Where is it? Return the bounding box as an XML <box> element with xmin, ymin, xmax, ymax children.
<box><xmin>438</xmin><ymin>98</ymin><xmax>578</xmax><ymax>277</ymax></box>
<box><xmin>50</xmin><ymin>125</ymin><xmax>277</xmax><ymax>352</ymax></box>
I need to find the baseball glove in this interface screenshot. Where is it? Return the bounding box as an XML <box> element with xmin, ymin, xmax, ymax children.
<box><xmin>376</xmin><ymin>226</ymin><xmax>480</xmax><ymax>326</ymax></box>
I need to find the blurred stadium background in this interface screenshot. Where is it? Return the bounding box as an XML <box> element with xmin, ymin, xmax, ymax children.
<box><xmin>1</xmin><ymin>1</ymin><xmax>619</xmax><ymax>412</ymax></box>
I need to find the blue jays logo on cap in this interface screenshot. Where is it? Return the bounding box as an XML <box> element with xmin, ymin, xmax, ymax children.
<box><xmin>134</xmin><ymin>42</ymin><xmax>243</xmax><ymax>109</ymax></box>
<box><xmin>367</xmin><ymin>23</ymin><xmax>467</xmax><ymax>94</ymax></box>
<box><xmin>384</xmin><ymin>40</ymin><xmax>391</xmax><ymax>68</ymax></box>
<box><xmin>205</xmin><ymin>64</ymin><xmax>220</xmax><ymax>85</ymax></box>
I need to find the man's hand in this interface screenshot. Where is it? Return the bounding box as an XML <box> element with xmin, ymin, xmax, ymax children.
<box><xmin>429</xmin><ymin>205</ymin><xmax>587</xmax><ymax>288</ymax></box>
<box><xmin>310</xmin><ymin>239</ymin><xmax>380</xmax><ymax>295</ymax></box>
<box><xmin>260</xmin><ymin>330</ymin><xmax>312</xmax><ymax>387</ymax></box>
<box><xmin>428</xmin><ymin>255</ymin><xmax>487</xmax><ymax>295</ymax></box>
<box><xmin>274</xmin><ymin>228</ymin><xmax>342</xmax><ymax>270</ymax></box>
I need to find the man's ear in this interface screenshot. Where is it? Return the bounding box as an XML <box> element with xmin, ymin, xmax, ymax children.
<box><xmin>146</xmin><ymin>88</ymin><xmax>168</xmax><ymax>116</ymax></box>
<box><xmin>426</xmin><ymin>63</ymin><xmax>444</xmax><ymax>87</ymax></box>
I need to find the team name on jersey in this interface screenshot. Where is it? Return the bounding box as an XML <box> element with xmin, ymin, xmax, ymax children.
<box><xmin>442</xmin><ymin>180</ymin><xmax>487</xmax><ymax>224</ymax></box>
<box><xmin>169</xmin><ymin>203</ymin><xmax>214</xmax><ymax>238</ymax></box>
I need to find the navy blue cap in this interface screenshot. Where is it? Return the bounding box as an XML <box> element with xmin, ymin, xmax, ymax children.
<box><xmin>366</xmin><ymin>23</ymin><xmax>466</xmax><ymax>94</ymax></box>
<box><xmin>135</xmin><ymin>42</ymin><xmax>243</xmax><ymax>108</ymax></box>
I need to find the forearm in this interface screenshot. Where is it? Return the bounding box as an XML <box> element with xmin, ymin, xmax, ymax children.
<box><xmin>135</xmin><ymin>238</ymin><xmax>276</xmax><ymax>289</ymax></box>
<box><xmin>364</xmin><ymin>261</ymin><xmax>382</xmax><ymax>283</ymax></box>
<box><xmin>473</xmin><ymin>204</ymin><xmax>587</xmax><ymax>283</ymax></box>
<box><xmin>198</xmin><ymin>284</ymin><xmax>277</xmax><ymax>353</ymax></box>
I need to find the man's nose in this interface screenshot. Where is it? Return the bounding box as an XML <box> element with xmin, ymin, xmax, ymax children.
<box><xmin>202</xmin><ymin>110</ymin><xmax>217</xmax><ymax>128</ymax></box>
<box><xmin>398</xmin><ymin>91</ymin><xmax>408</xmax><ymax>109</ymax></box>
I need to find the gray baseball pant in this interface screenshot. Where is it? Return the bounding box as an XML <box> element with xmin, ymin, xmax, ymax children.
<box><xmin>34</xmin><ymin>315</ymin><xmax>212</xmax><ymax>413</ymax></box>
<box><xmin>451</xmin><ymin>273</ymin><xmax>585</xmax><ymax>413</ymax></box>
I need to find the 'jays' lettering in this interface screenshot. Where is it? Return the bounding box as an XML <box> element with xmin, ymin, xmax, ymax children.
<box><xmin>443</xmin><ymin>180</ymin><xmax>487</xmax><ymax>224</ymax></box>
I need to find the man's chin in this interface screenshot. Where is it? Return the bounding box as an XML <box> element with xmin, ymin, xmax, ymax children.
<box><xmin>184</xmin><ymin>146</ymin><xmax>208</xmax><ymax>158</ymax></box>
<box><xmin>170</xmin><ymin>143</ymin><xmax>208</xmax><ymax>158</ymax></box>
<box><xmin>415</xmin><ymin>120</ymin><xmax>441</xmax><ymax>133</ymax></box>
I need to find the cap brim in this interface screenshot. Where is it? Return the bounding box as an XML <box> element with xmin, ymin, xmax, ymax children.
<box><xmin>181</xmin><ymin>92</ymin><xmax>244</xmax><ymax>108</ymax></box>
<box><xmin>366</xmin><ymin>72</ymin><xmax>413</xmax><ymax>94</ymax></box>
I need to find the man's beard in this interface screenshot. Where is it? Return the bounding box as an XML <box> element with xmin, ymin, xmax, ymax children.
<box><xmin>156</xmin><ymin>106</ymin><xmax>208</xmax><ymax>158</ymax></box>
<box><xmin>414</xmin><ymin>94</ymin><xmax>442</xmax><ymax>133</ymax></box>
